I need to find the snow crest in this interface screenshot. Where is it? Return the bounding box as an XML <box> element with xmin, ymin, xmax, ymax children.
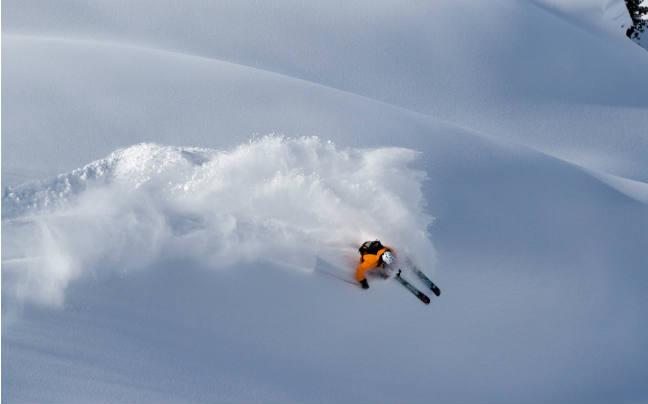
<box><xmin>2</xmin><ymin>136</ymin><xmax>435</xmax><ymax>305</ymax></box>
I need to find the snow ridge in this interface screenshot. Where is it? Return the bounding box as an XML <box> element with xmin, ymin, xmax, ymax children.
<box><xmin>2</xmin><ymin>136</ymin><xmax>435</xmax><ymax>305</ymax></box>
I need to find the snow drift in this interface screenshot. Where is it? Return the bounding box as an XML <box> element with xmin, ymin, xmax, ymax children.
<box><xmin>2</xmin><ymin>136</ymin><xmax>435</xmax><ymax>305</ymax></box>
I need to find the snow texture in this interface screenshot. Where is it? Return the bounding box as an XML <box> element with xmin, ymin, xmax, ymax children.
<box><xmin>2</xmin><ymin>0</ymin><xmax>648</xmax><ymax>403</ymax></box>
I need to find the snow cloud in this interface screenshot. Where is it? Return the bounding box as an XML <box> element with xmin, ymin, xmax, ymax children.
<box><xmin>2</xmin><ymin>135</ymin><xmax>435</xmax><ymax>306</ymax></box>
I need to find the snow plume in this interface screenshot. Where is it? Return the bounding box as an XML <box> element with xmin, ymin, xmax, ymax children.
<box><xmin>2</xmin><ymin>136</ymin><xmax>435</xmax><ymax>306</ymax></box>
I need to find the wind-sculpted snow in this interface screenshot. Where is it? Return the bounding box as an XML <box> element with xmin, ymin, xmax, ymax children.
<box><xmin>2</xmin><ymin>136</ymin><xmax>435</xmax><ymax>306</ymax></box>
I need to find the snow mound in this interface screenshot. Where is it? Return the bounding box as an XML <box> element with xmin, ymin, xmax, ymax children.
<box><xmin>2</xmin><ymin>136</ymin><xmax>435</xmax><ymax>305</ymax></box>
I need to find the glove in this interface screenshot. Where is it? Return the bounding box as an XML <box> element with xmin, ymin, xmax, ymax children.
<box><xmin>360</xmin><ymin>279</ymin><xmax>369</xmax><ymax>289</ymax></box>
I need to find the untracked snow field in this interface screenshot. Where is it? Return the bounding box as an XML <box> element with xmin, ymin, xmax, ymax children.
<box><xmin>3</xmin><ymin>1</ymin><xmax>648</xmax><ymax>403</ymax></box>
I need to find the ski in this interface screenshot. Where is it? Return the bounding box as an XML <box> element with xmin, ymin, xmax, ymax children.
<box><xmin>395</xmin><ymin>270</ymin><xmax>430</xmax><ymax>304</ymax></box>
<box><xmin>411</xmin><ymin>266</ymin><xmax>441</xmax><ymax>296</ymax></box>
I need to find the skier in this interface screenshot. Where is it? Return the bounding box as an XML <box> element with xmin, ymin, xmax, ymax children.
<box><xmin>355</xmin><ymin>240</ymin><xmax>396</xmax><ymax>289</ymax></box>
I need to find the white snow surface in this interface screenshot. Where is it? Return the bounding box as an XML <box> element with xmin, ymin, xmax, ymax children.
<box><xmin>533</xmin><ymin>0</ymin><xmax>633</xmax><ymax>35</ymax></box>
<box><xmin>3</xmin><ymin>0</ymin><xmax>648</xmax><ymax>403</ymax></box>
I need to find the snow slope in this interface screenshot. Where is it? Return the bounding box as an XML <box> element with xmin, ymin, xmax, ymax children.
<box><xmin>3</xmin><ymin>0</ymin><xmax>648</xmax><ymax>403</ymax></box>
<box><xmin>4</xmin><ymin>0</ymin><xmax>648</xmax><ymax>181</ymax></box>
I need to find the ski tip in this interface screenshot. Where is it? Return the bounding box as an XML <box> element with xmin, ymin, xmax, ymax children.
<box><xmin>433</xmin><ymin>287</ymin><xmax>441</xmax><ymax>297</ymax></box>
<box><xmin>416</xmin><ymin>292</ymin><xmax>430</xmax><ymax>304</ymax></box>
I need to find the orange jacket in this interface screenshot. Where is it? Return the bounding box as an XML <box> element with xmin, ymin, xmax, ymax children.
<box><xmin>355</xmin><ymin>247</ymin><xmax>393</xmax><ymax>282</ymax></box>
